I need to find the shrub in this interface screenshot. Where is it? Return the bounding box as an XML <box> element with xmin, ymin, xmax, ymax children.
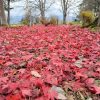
<box><xmin>40</xmin><ymin>16</ymin><xmax>58</xmax><ymax>26</ymax></box>
<box><xmin>40</xmin><ymin>18</ymin><xmax>49</xmax><ymax>26</ymax></box>
<box><xmin>68</xmin><ymin>21</ymin><xmax>81</xmax><ymax>26</ymax></box>
<box><xmin>49</xmin><ymin>16</ymin><xmax>58</xmax><ymax>25</ymax></box>
<box><xmin>80</xmin><ymin>11</ymin><xmax>95</xmax><ymax>27</ymax></box>
<box><xmin>21</xmin><ymin>17</ymin><xmax>30</xmax><ymax>25</ymax></box>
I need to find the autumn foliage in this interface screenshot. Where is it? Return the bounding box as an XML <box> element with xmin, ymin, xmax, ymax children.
<box><xmin>80</xmin><ymin>11</ymin><xmax>95</xmax><ymax>26</ymax></box>
<box><xmin>0</xmin><ymin>25</ymin><xmax>100</xmax><ymax>99</ymax></box>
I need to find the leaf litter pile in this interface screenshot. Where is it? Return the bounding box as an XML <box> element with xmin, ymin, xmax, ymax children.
<box><xmin>0</xmin><ymin>25</ymin><xmax>100</xmax><ymax>100</ymax></box>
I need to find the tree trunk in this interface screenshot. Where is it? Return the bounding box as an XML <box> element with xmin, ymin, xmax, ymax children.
<box><xmin>0</xmin><ymin>0</ymin><xmax>7</xmax><ymax>25</ymax></box>
<box><xmin>63</xmin><ymin>12</ymin><xmax>66</xmax><ymax>24</ymax></box>
<box><xmin>41</xmin><ymin>11</ymin><xmax>45</xmax><ymax>20</ymax></box>
<box><xmin>40</xmin><ymin>1</ymin><xmax>45</xmax><ymax>20</ymax></box>
<box><xmin>97</xmin><ymin>15</ymin><xmax>100</xmax><ymax>26</ymax></box>
<box><xmin>97</xmin><ymin>6</ymin><xmax>100</xmax><ymax>26</ymax></box>
<box><xmin>7</xmin><ymin>0</ymin><xmax>10</xmax><ymax>25</ymax></box>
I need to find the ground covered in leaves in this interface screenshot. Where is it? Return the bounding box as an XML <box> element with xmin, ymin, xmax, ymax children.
<box><xmin>0</xmin><ymin>25</ymin><xmax>100</xmax><ymax>100</ymax></box>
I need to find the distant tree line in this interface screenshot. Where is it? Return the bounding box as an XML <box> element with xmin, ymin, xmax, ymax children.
<box><xmin>0</xmin><ymin>0</ymin><xmax>80</xmax><ymax>26</ymax></box>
